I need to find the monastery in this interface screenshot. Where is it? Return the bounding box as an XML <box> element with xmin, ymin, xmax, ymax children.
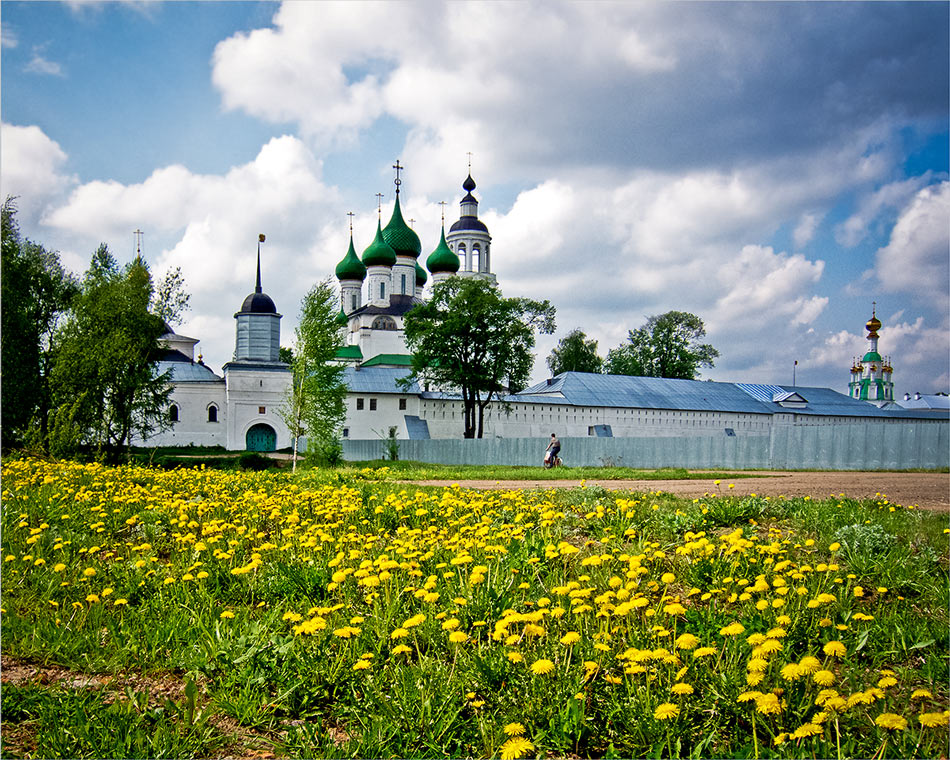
<box><xmin>147</xmin><ymin>166</ymin><xmax>941</xmax><ymax>452</ymax></box>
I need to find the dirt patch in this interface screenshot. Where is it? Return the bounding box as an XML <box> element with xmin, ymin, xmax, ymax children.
<box><xmin>413</xmin><ymin>471</ymin><xmax>950</xmax><ymax>511</ymax></box>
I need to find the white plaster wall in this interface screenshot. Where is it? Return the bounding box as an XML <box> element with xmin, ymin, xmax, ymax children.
<box><xmin>355</xmin><ymin>327</ymin><xmax>410</xmax><ymax>357</ymax></box>
<box><xmin>224</xmin><ymin>365</ymin><xmax>293</xmax><ymax>450</ymax></box>
<box><xmin>139</xmin><ymin>382</ymin><xmax>227</xmax><ymax>447</ymax></box>
<box><xmin>342</xmin><ymin>392</ymin><xmax>418</xmax><ymax>441</ymax></box>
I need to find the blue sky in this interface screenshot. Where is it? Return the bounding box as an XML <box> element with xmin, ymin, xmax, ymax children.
<box><xmin>2</xmin><ymin>0</ymin><xmax>948</xmax><ymax>396</ymax></box>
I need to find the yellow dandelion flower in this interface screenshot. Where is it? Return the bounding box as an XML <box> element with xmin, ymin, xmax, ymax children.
<box><xmin>654</xmin><ymin>702</ymin><xmax>680</xmax><ymax>720</ymax></box>
<box><xmin>530</xmin><ymin>658</ymin><xmax>555</xmax><ymax>676</ymax></box>
<box><xmin>720</xmin><ymin>622</ymin><xmax>745</xmax><ymax>636</ymax></box>
<box><xmin>671</xmin><ymin>682</ymin><xmax>693</xmax><ymax>696</ymax></box>
<box><xmin>877</xmin><ymin>676</ymin><xmax>897</xmax><ymax>689</ymax></box>
<box><xmin>911</xmin><ymin>689</ymin><xmax>933</xmax><ymax>700</ymax></box>
<box><xmin>392</xmin><ymin>644</ymin><xmax>411</xmax><ymax>656</ymax></box>
<box><xmin>661</xmin><ymin>572</ymin><xmax>676</xmax><ymax>584</ymax></box>
<box><xmin>737</xmin><ymin>691</ymin><xmax>763</xmax><ymax>703</ymax></box>
<box><xmin>780</xmin><ymin>663</ymin><xmax>804</xmax><ymax>681</ymax></box>
<box><xmin>503</xmin><ymin>722</ymin><xmax>526</xmax><ymax>736</ymax></box>
<box><xmin>390</xmin><ymin>627</ymin><xmax>409</xmax><ymax>639</ymax></box>
<box><xmin>813</xmin><ymin>669</ymin><xmax>836</xmax><ymax>686</ymax></box>
<box><xmin>508</xmin><ymin>652</ymin><xmax>524</xmax><ymax>663</ymax></box>
<box><xmin>220</xmin><ymin>610</ymin><xmax>235</xmax><ymax>619</ymax></box>
<box><xmin>755</xmin><ymin>693</ymin><xmax>782</xmax><ymax>715</ymax></box>
<box><xmin>693</xmin><ymin>647</ymin><xmax>717</xmax><ymax>658</ymax></box>
<box><xmin>674</xmin><ymin>633</ymin><xmax>699</xmax><ymax>650</ymax></box>
<box><xmin>560</xmin><ymin>631</ymin><xmax>581</xmax><ymax>646</ymax></box>
<box><xmin>352</xmin><ymin>660</ymin><xmax>370</xmax><ymax>671</ymax></box>
<box><xmin>919</xmin><ymin>712</ymin><xmax>950</xmax><ymax>727</ymax></box>
<box><xmin>499</xmin><ymin>737</ymin><xmax>534</xmax><ymax>760</ymax></box>
<box><xmin>798</xmin><ymin>656</ymin><xmax>821</xmax><ymax>673</ymax></box>
<box><xmin>823</xmin><ymin>640</ymin><xmax>846</xmax><ymax>657</ymax></box>
<box><xmin>449</xmin><ymin>631</ymin><xmax>468</xmax><ymax>643</ymax></box>
<box><xmin>874</xmin><ymin>713</ymin><xmax>907</xmax><ymax>731</ymax></box>
<box><xmin>791</xmin><ymin>722</ymin><xmax>823</xmax><ymax>739</ymax></box>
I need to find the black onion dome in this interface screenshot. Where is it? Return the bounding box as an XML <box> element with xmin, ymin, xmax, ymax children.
<box><xmin>240</xmin><ymin>292</ymin><xmax>277</xmax><ymax>314</ymax></box>
<box><xmin>449</xmin><ymin>216</ymin><xmax>489</xmax><ymax>233</ymax></box>
<box><xmin>462</xmin><ymin>174</ymin><xmax>476</xmax><ymax>192</ymax></box>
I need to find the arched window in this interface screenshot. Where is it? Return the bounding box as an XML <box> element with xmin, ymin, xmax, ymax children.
<box><xmin>457</xmin><ymin>243</ymin><xmax>467</xmax><ymax>270</ymax></box>
<box><xmin>372</xmin><ymin>316</ymin><xmax>397</xmax><ymax>331</ymax></box>
<box><xmin>208</xmin><ymin>404</ymin><xmax>218</xmax><ymax>423</ymax></box>
<box><xmin>169</xmin><ymin>404</ymin><xmax>179</xmax><ymax>423</ymax></box>
<box><xmin>472</xmin><ymin>243</ymin><xmax>480</xmax><ymax>272</ymax></box>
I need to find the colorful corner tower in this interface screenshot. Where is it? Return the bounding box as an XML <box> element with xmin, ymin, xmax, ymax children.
<box><xmin>848</xmin><ymin>304</ymin><xmax>895</xmax><ymax>407</ymax></box>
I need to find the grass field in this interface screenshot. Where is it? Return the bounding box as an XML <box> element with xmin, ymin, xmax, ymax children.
<box><xmin>1</xmin><ymin>456</ymin><xmax>947</xmax><ymax>758</ymax></box>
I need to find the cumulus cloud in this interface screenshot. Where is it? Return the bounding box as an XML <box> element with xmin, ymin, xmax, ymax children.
<box><xmin>873</xmin><ymin>181</ymin><xmax>950</xmax><ymax>307</ymax></box>
<box><xmin>1</xmin><ymin>23</ymin><xmax>18</xmax><ymax>48</ymax></box>
<box><xmin>0</xmin><ymin>123</ymin><xmax>77</xmax><ymax>226</ymax></box>
<box><xmin>836</xmin><ymin>174</ymin><xmax>934</xmax><ymax>247</ymax></box>
<box><xmin>24</xmin><ymin>52</ymin><xmax>64</xmax><ymax>77</ymax></box>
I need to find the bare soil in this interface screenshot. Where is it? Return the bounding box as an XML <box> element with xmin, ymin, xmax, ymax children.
<box><xmin>415</xmin><ymin>471</ymin><xmax>950</xmax><ymax>511</ymax></box>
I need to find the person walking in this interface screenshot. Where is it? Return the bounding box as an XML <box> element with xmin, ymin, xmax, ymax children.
<box><xmin>545</xmin><ymin>433</ymin><xmax>561</xmax><ymax>468</ymax></box>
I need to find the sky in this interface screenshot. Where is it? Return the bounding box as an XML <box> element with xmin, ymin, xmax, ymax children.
<box><xmin>2</xmin><ymin>0</ymin><xmax>948</xmax><ymax>397</ymax></box>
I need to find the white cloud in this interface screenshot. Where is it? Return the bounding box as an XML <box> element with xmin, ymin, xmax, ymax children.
<box><xmin>835</xmin><ymin>174</ymin><xmax>933</xmax><ymax>247</ymax></box>
<box><xmin>0</xmin><ymin>123</ymin><xmax>77</xmax><ymax>226</ymax></box>
<box><xmin>793</xmin><ymin>212</ymin><xmax>821</xmax><ymax>249</ymax></box>
<box><xmin>25</xmin><ymin>52</ymin><xmax>64</xmax><ymax>77</ymax></box>
<box><xmin>1</xmin><ymin>23</ymin><xmax>18</xmax><ymax>49</ymax></box>
<box><xmin>874</xmin><ymin>181</ymin><xmax>950</xmax><ymax>306</ymax></box>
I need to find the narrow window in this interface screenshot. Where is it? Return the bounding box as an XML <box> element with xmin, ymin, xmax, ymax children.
<box><xmin>399</xmin><ymin>398</ymin><xmax>407</xmax><ymax>410</ymax></box>
<box><xmin>370</xmin><ymin>399</ymin><xmax>377</xmax><ymax>411</ymax></box>
<box><xmin>380</xmin><ymin>282</ymin><xmax>385</xmax><ymax>299</ymax></box>
<box><xmin>258</xmin><ymin>406</ymin><xmax>266</xmax><ymax>415</ymax></box>
<box><xmin>208</xmin><ymin>405</ymin><xmax>218</xmax><ymax>423</ymax></box>
<box><xmin>356</xmin><ymin>398</ymin><xmax>364</xmax><ymax>410</ymax></box>
<box><xmin>351</xmin><ymin>294</ymin><xmax>357</xmax><ymax>311</ymax></box>
<box><xmin>401</xmin><ymin>273</ymin><xmax>407</xmax><ymax>294</ymax></box>
<box><xmin>169</xmin><ymin>404</ymin><xmax>179</xmax><ymax>422</ymax></box>
<box><xmin>342</xmin><ymin>428</ymin><xmax>349</xmax><ymax>438</ymax></box>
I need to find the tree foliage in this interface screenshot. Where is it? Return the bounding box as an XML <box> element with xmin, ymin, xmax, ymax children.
<box><xmin>280</xmin><ymin>279</ymin><xmax>347</xmax><ymax>468</ymax></box>
<box><xmin>547</xmin><ymin>328</ymin><xmax>603</xmax><ymax>376</ymax></box>
<box><xmin>606</xmin><ymin>310</ymin><xmax>719</xmax><ymax>379</ymax></box>
<box><xmin>50</xmin><ymin>246</ymin><xmax>189</xmax><ymax>459</ymax></box>
<box><xmin>403</xmin><ymin>278</ymin><xmax>555</xmax><ymax>438</ymax></box>
<box><xmin>1</xmin><ymin>198</ymin><xmax>79</xmax><ymax>449</ymax></box>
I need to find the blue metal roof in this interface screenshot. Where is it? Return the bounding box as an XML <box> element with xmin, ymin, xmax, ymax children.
<box><xmin>344</xmin><ymin>366</ymin><xmax>420</xmax><ymax>394</ymax></box>
<box><xmin>343</xmin><ymin>368</ymin><xmax>944</xmax><ymax>421</ymax></box>
<box><xmin>157</xmin><ymin>360</ymin><xmax>223</xmax><ymax>383</ymax></box>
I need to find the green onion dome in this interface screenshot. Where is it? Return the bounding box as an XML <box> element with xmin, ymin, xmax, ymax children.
<box><xmin>334</xmin><ymin>307</ymin><xmax>348</xmax><ymax>326</ymax></box>
<box><xmin>415</xmin><ymin>260</ymin><xmax>428</xmax><ymax>286</ymax></box>
<box><xmin>426</xmin><ymin>226</ymin><xmax>460</xmax><ymax>274</ymax></box>
<box><xmin>362</xmin><ymin>220</ymin><xmax>397</xmax><ymax>267</ymax></box>
<box><xmin>381</xmin><ymin>194</ymin><xmax>421</xmax><ymax>259</ymax></box>
<box><xmin>335</xmin><ymin>234</ymin><xmax>367</xmax><ymax>281</ymax></box>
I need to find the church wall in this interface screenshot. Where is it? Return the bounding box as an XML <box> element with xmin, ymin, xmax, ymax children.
<box><xmin>138</xmin><ymin>382</ymin><xmax>227</xmax><ymax>447</ymax></box>
<box><xmin>224</xmin><ymin>365</ymin><xmax>293</xmax><ymax>451</ymax></box>
<box><xmin>342</xmin><ymin>392</ymin><xmax>419</xmax><ymax>441</ymax></box>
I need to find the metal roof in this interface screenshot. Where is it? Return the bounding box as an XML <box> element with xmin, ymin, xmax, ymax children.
<box><xmin>342</xmin><ymin>368</ymin><xmax>945</xmax><ymax>421</ymax></box>
<box><xmin>157</xmin><ymin>360</ymin><xmax>223</xmax><ymax>383</ymax></box>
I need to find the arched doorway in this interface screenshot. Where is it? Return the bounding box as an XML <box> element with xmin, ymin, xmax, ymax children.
<box><xmin>246</xmin><ymin>423</ymin><xmax>276</xmax><ymax>452</ymax></box>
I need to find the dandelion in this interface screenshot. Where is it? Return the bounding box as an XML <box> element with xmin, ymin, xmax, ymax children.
<box><xmin>919</xmin><ymin>712</ymin><xmax>950</xmax><ymax>727</ymax></box>
<box><xmin>353</xmin><ymin>660</ymin><xmax>370</xmax><ymax>671</ymax></box>
<box><xmin>693</xmin><ymin>647</ymin><xmax>717</xmax><ymax>658</ymax></box>
<box><xmin>671</xmin><ymin>682</ymin><xmax>694</xmax><ymax>696</ymax></box>
<box><xmin>813</xmin><ymin>669</ymin><xmax>836</xmax><ymax>686</ymax></box>
<box><xmin>530</xmin><ymin>658</ymin><xmax>555</xmax><ymax>675</ymax></box>
<box><xmin>874</xmin><ymin>713</ymin><xmax>908</xmax><ymax>730</ymax></box>
<box><xmin>791</xmin><ymin>722</ymin><xmax>823</xmax><ymax>739</ymax></box>
<box><xmin>499</xmin><ymin>737</ymin><xmax>534</xmax><ymax>760</ymax></box>
<box><xmin>720</xmin><ymin>622</ymin><xmax>745</xmax><ymax>636</ymax></box>
<box><xmin>798</xmin><ymin>656</ymin><xmax>821</xmax><ymax>673</ymax></box>
<box><xmin>823</xmin><ymin>640</ymin><xmax>846</xmax><ymax>657</ymax></box>
<box><xmin>503</xmin><ymin>722</ymin><xmax>526</xmax><ymax>736</ymax></box>
<box><xmin>392</xmin><ymin>644</ymin><xmax>411</xmax><ymax>656</ymax></box>
<box><xmin>754</xmin><ymin>693</ymin><xmax>782</xmax><ymax>715</ymax></box>
<box><xmin>83</xmin><ymin>568</ymin><xmax>96</xmax><ymax>577</ymax></box>
<box><xmin>560</xmin><ymin>631</ymin><xmax>581</xmax><ymax>646</ymax></box>
<box><xmin>508</xmin><ymin>652</ymin><xmax>524</xmax><ymax>664</ymax></box>
<box><xmin>654</xmin><ymin>703</ymin><xmax>680</xmax><ymax>720</ymax></box>
<box><xmin>674</xmin><ymin>633</ymin><xmax>699</xmax><ymax>650</ymax></box>
<box><xmin>911</xmin><ymin>689</ymin><xmax>933</xmax><ymax>700</ymax></box>
<box><xmin>220</xmin><ymin>611</ymin><xmax>235</xmax><ymax>619</ymax></box>
<box><xmin>449</xmin><ymin>631</ymin><xmax>468</xmax><ymax>643</ymax></box>
<box><xmin>661</xmin><ymin>572</ymin><xmax>675</xmax><ymax>583</ymax></box>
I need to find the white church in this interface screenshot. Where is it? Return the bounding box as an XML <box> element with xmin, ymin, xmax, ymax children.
<box><xmin>146</xmin><ymin>164</ymin><xmax>941</xmax><ymax>452</ymax></box>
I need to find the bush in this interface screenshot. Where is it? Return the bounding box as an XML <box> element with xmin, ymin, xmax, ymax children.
<box><xmin>238</xmin><ymin>452</ymin><xmax>272</xmax><ymax>471</ymax></box>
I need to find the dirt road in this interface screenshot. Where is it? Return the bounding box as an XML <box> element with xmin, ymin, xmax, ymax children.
<box><xmin>415</xmin><ymin>471</ymin><xmax>950</xmax><ymax>511</ymax></box>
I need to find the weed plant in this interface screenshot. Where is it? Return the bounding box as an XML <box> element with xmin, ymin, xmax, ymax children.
<box><xmin>1</xmin><ymin>458</ymin><xmax>947</xmax><ymax>759</ymax></box>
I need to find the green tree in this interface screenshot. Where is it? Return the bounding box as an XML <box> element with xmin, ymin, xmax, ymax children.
<box><xmin>1</xmin><ymin>198</ymin><xmax>79</xmax><ymax>449</ymax></box>
<box><xmin>606</xmin><ymin>310</ymin><xmax>719</xmax><ymax>379</ymax></box>
<box><xmin>279</xmin><ymin>279</ymin><xmax>347</xmax><ymax>470</ymax></box>
<box><xmin>547</xmin><ymin>328</ymin><xmax>603</xmax><ymax>376</ymax></box>
<box><xmin>403</xmin><ymin>278</ymin><xmax>555</xmax><ymax>438</ymax></box>
<box><xmin>50</xmin><ymin>245</ymin><xmax>189</xmax><ymax>459</ymax></box>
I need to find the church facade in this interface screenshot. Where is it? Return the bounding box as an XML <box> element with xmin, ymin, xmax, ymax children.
<box><xmin>144</xmin><ymin>164</ymin><xmax>941</xmax><ymax>452</ymax></box>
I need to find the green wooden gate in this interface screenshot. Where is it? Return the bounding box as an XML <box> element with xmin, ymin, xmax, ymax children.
<box><xmin>245</xmin><ymin>423</ymin><xmax>277</xmax><ymax>452</ymax></box>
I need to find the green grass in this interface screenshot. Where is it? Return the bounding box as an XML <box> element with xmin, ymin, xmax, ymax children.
<box><xmin>2</xmin><ymin>457</ymin><xmax>947</xmax><ymax>759</ymax></box>
<box><xmin>342</xmin><ymin>460</ymin><xmax>764</xmax><ymax>482</ymax></box>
